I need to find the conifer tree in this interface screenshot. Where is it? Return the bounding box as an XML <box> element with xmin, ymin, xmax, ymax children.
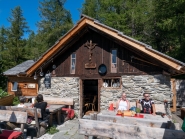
<box><xmin>37</xmin><ymin>0</ymin><xmax>73</xmax><ymax>49</ymax></box>
<box><xmin>0</xmin><ymin>6</ymin><xmax>29</xmax><ymax>70</ymax></box>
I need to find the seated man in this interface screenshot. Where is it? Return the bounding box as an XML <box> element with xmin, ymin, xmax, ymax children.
<box><xmin>136</xmin><ymin>93</ymin><xmax>156</xmax><ymax>115</ymax></box>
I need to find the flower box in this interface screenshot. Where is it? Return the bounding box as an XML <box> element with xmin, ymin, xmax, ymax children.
<box><xmin>0</xmin><ymin>95</ymin><xmax>14</xmax><ymax>106</ymax></box>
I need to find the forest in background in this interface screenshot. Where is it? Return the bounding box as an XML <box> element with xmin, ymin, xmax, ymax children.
<box><xmin>0</xmin><ymin>0</ymin><xmax>185</xmax><ymax>90</ymax></box>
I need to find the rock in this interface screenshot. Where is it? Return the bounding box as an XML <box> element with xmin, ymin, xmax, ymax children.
<box><xmin>132</xmin><ymin>76</ymin><xmax>143</xmax><ymax>81</ymax></box>
<box><xmin>122</xmin><ymin>83</ymin><xmax>134</xmax><ymax>88</ymax></box>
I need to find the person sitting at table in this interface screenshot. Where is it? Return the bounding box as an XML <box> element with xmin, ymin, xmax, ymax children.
<box><xmin>136</xmin><ymin>92</ymin><xmax>156</xmax><ymax>115</ymax></box>
<box><xmin>116</xmin><ymin>92</ymin><xmax>130</xmax><ymax>111</ymax></box>
<box><xmin>17</xmin><ymin>96</ymin><xmax>27</xmax><ymax>108</ymax></box>
<box><xmin>33</xmin><ymin>94</ymin><xmax>49</xmax><ymax>121</ymax></box>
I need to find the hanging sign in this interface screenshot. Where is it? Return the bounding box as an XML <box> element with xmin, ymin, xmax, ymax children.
<box><xmin>44</xmin><ymin>73</ymin><xmax>51</xmax><ymax>88</ymax></box>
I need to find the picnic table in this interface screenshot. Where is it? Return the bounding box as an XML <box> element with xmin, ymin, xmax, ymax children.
<box><xmin>79</xmin><ymin>110</ymin><xmax>185</xmax><ymax>139</ymax></box>
<box><xmin>100</xmin><ymin>110</ymin><xmax>170</xmax><ymax>122</ymax></box>
<box><xmin>24</xmin><ymin>103</ymin><xmax>65</xmax><ymax>126</ymax></box>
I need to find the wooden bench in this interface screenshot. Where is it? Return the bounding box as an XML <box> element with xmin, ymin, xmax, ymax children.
<box><xmin>44</xmin><ymin>97</ymin><xmax>74</xmax><ymax>108</ymax></box>
<box><xmin>0</xmin><ymin>106</ymin><xmax>49</xmax><ymax>138</ymax></box>
<box><xmin>44</xmin><ymin>97</ymin><xmax>74</xmax><ymax>122</ymax></box>
<box><xmin>79</xmin><ymin>113</ymin><xmax>185</xmax><ymax>139</ymax></box>
<box><xmin>0</xmin><ymin>110</ymin><xmax>27</xmax><ymax>139</ymax></box>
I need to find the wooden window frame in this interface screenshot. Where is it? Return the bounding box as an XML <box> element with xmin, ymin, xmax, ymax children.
<box><xmin>102</xmin><ymin>77</ymin><xmax>121</xmax><ymax>88</ymax></box>
<box><xmin>11</xmin><ymin>82</ymin><xmax>18</xmax><ymax>91</ymax></box>
<box><xmin>110</xmin><ymin>49</ymin><xmax>117</xmax><ymax>73</ymax></box>
<box><xmin>70</xmin><ymin>53</ymin><xmax>76</xmax><ymax>74</ymax></box>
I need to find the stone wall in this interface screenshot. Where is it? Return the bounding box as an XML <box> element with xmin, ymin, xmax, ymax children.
<box><xmin>100</xmin><ymin>74</ymin><xmax>172</xmax><ymax>111</ymax></box>
<box><xmin>38</xmin><ymin>77</ymin><xmax>80</xmax><ymax>115</ymax></box>
<box><xmin>176</xmin><ymin>80</ymin><xmax>185</xmax><ymax>107</ymax></box>
<box><xmin>37</xmin><ymin>75</ymin><xmax>173</xmax><ymax>116</ymax></box>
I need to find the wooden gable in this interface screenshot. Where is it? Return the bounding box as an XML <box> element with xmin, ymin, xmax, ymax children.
<box><xmin>42</xmin><ymin>29</ymin><xmax>164</xmax><ymax>78</ymax></box>
<box><xmin>25</xmin><ymin>15</ymin><xmax>185</xmax><ymax>77</ymax></box>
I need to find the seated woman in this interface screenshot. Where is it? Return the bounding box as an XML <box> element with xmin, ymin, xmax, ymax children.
<box><xmin>17</xmin><ymin>96</ymin><xmax>27</xmax><ymax>108</ymax></box>
<box><xmin>116</xmin><ymin>92</ymin><xmax>130</xmax><ymax>111</ymax></box>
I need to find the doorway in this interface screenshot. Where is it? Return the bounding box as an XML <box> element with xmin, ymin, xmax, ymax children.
<box><xmin>82</xmin><ymin>80</ymin><xmax>98</xmax><ymax>116</ymax></box>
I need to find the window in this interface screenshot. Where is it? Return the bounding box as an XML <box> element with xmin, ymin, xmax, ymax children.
<box><xmin>11</xmin><ymin>82</ymin><xmax>18</xmax><ymax>91</ymax></box>
<box><xmin>111</xmin><ymin>49</ymin><xmax>117</xmax><ymax>73</ymax></box>
<box><xmin>71</xmin><ymin>53</ymin><xmax>76</xmax><ymax>74</ymax></box>
<box><xmin>103</xmin><ymin>78</ymin><xmax>120</xmax><ymax>88</ymax></box>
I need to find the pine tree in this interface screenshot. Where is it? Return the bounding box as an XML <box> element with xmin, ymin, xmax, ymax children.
<box><xmin>1</xmin><ymin>6</ymin><xmax>29</xmax><ymax>70</ymax></box>
<box><xmin>37</xmin><ymin>0</ymin><xmax>73</xmax><ymax>49</ymax></box>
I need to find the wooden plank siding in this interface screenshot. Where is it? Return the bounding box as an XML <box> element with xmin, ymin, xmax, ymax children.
<box><xmin>48</xmin><ymin>29</ymin><xmax>163</xmax><ymax>78</ymax></box>
<box><xmin>7</xmin><ymin>76</ymin><xmax>38</xmax><ymax>96</ymax></box>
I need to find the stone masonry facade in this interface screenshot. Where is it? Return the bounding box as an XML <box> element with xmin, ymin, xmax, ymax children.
<box><xmin>176</xmin><ymin>80</ymin><xmax>185</xmax><ymax>107</ymax></box>
<box><xmin>101</xmin><ymin>74</ymin><xmax>173</xmax><ymax>110</ymax></box>
<box><xmin>37</xmin><ymin>74</ymin><xmax>172</xmax><ymax>116</ymax></box>
<box><xmin>38</xmin><ymin>77</ymin><xmax>80</xmax><ymax>115</ymax></box>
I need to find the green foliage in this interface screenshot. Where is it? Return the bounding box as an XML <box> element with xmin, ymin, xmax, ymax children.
<box><xmin>82</xmin><ymin>0</ymin><xmax>185</xmax><ymax>64</ymax></box>
<box><xmin>135</xmin><ymin>108</ymin><xmax>141</xmax><ymax>113</ymax></box>
<box><xmin>0</xmin><ymin>89</ymin><xmax>9</xmax><ymax>98</ymax></box>
<box><xmin>0</xmin><ymin>61</ymin><xmax>7</xmax><ymax>90</ymax></box>
<box><xmin>37</xmin><ymin>0</ymin><xmax>73</xmax><ymax>49</ymax></box>
<box><xmin>13</xmin><ymin>96</ymin><xmax>20</xmax><ymax>106</ymax></box>
<box><xmin>46</xmin><ymin>126</ymin><xmax>59</xmax><ymax>134</ymax></box>
<box><xmin>74</xmin><ymin>112</ymin><xmax>78</xmax><ymax>118</ymax></box>
<box><xmin>0</xmin><ymin>6</ymin><xmax>30</xmax><ymax>71</ymax></box>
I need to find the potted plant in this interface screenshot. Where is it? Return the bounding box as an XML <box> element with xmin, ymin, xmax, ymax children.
<box><xmin>0</xmin><ymin>89</ymin><xmax>14</xmax><ymax>106</ymax></box>
<box><xmin>135</xmin><ymin>107</ymin><xmax>141</xmax><ymax>116</ymax></box>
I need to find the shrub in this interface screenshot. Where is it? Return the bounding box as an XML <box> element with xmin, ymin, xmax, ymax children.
<box><xmin>13</xmin><ymin>96</ymin><xmax>20</xmax><ymax>106</ymax></box>
<box><xmin>0</xmin><ymin>89</ymin><xmax>9</xmax><ymax>98</ymax></box>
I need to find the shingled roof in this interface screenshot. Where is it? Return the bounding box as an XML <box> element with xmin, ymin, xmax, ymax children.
<box><xmin>3</xmin><ymin>60</ymin><xmax>35</xmax><ymax>76</ymax></box>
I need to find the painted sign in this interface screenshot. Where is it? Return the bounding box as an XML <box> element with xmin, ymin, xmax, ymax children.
<box><xmin>44</xmin><ymin>73</ymin><xmax>51</xmax><ymax>88</ymax></box>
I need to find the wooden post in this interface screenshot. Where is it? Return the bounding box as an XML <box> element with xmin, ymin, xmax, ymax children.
<box><xmin>171</xmin><ymin>79</ymin><xmax>176</xmax><ymax>112</ymax></box>
<box><xmin>20</xmin><ymin>123</ymin><xmax>25</xmax><ymax>133</ymax></box>
<box><xmin>57</xmin><ymin>109</ymin><xmax>61</xmax><ymax>125</ymax></box>
<box><xmin>34</xmin><ymin>108</ymin><xmax>40</xmax><ymax>137</ymax></box>
<box><xmin>49</xmin><ymin>113</ymin><xmax>53</xmax><ymax>127</ymax></box>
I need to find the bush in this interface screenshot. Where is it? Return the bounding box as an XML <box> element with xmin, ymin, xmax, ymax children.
<box><xmin>0</xmin><ymin>89</ymin><xmax>9</xmax><ymax>98</ymax></box>
<box><xmin>13</xmin><ymin>96</ymin><xmax>20</xmax><ymax>106</ymax></box>
<box><xmin>46</xmin><ymin>126</ymin><xmax>59</xmax><ymax>134</ymax></box>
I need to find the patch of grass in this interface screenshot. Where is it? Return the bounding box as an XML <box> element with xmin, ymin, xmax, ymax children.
<box><xmin>64</xmin><ymin>131</ymin><xmax>69</xmax><ymax>135</ymax></box>
<box><xmin>46</xmin><ymin>126</ymin><xmax>59</xmax><ymax>134</ymax></box>
<box><xmin>172</xmin><ymin>119</ymin><xmax>176</xmax><ymax>123</ymax></box>
<box><xmin>74</xmin><ymin>112</ymin><xmax>78</xmax><ymax>118</ymax></box>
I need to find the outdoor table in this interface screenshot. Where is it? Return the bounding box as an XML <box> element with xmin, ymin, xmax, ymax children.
<box><xmin>24</xmin><ymin>103</ymin><xmax>65</xmax><ymax>126</ymax></box>
<box><xmin>80</xmin><ymin>110</ymin><xmax>185</xmax><ymax>139</ymax></box>
<box><xmin>100</xmin><ymin>110</ymin><xmax>171</xmax><ymax>122</ymax></box>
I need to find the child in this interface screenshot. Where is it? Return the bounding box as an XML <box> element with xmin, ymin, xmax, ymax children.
<box><xmin>17</xmin><ymin>96</ymin><xmax>27</xmax><ymax>108</ymax></box>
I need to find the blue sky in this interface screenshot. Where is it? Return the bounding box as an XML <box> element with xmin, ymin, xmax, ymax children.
<box><xmin>0</xmin><ymin>0</ymin><xmax>84</xmax><ymax>34</ymax></box>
